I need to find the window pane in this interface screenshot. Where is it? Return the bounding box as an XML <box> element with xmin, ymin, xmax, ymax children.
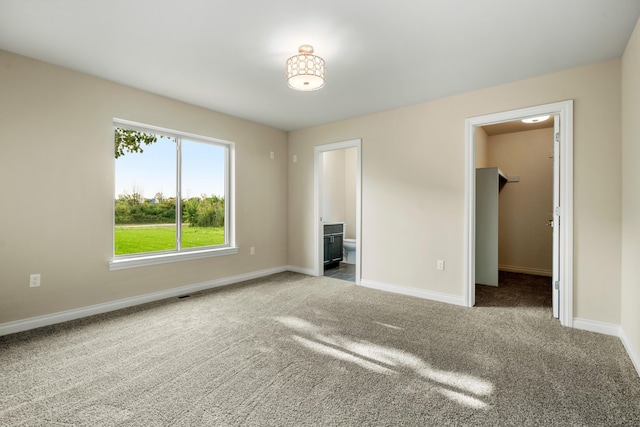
<box><xmin>181</xmin><ymin>139</ymin><xmax>226</xmax><ymax>249</ymax></box>
<box><xmin>114</xmin><ymin>135</ymin><xmax>177</xmax><ymax>255</ymax></box>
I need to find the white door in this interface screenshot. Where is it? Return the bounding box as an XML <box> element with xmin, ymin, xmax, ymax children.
<box><xmin>552</xmin><ymin>117</ymin><xmax>561</xmax><ymax>318</ymax></box>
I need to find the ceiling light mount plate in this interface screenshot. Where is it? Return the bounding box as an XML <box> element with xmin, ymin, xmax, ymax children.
<box><xmin>286</xmin><ymin>44</ymin><xmax>326</xmax><ymax>91</ymax></box>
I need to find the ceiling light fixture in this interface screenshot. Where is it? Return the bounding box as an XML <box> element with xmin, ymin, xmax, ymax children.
<box><xmin>521</xmin><ymin>115</ymin><xmax>550</xmax><ymax>124</ymax></box>
<box><xmin>286</xmin><ymin>45</ymin><xmax>325</xmax><ymax>91</ymax></box>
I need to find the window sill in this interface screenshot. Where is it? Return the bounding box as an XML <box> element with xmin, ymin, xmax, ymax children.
<box><xmin>109</xmin><ymin>247</ymin><xmax>239</xmax><ymax>271</ymax></box>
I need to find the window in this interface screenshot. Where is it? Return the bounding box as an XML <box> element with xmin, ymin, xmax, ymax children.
<box><xmin>110</xmin><ymin>120</ymin><xmax>236</xmax><ymax>270</ymax></box>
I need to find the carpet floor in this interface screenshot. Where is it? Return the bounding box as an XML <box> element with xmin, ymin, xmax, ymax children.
<box><xmin>1</xmin><ymin>272</ymin><xmax>639</xmax><ymax>426</ymax></box>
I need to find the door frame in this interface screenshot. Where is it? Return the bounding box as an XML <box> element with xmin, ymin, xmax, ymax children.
<box><xmin>464</xmin><ymin>100</ymin><xmax>574</xmax><ymax>327</ymax></box>
<box><xmin>552</xmin><ymin>116</ymin><xmax>561</xmax><ymax>318</ymax></box>
<box><xmin>314</xmin><ymin>139</ymin><xmax>362</xmax><ymax>284</ymax></box>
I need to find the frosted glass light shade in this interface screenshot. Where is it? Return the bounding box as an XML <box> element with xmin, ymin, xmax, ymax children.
<box><xmin>286</xmin><ymin>45</ymin><xmax>325</xmax><ymax>91</ymax></box>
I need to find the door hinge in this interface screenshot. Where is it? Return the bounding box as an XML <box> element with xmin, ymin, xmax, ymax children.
<box><xmin>554</xmin><ymin>206</ymin><xmax>561</xmax><ymax>216</ymax></box>
<box><xmin>555</xmin><ymin>132</ymin><xmax>560</xmax><ymax>142</ymax></box>
<box><xmin>554</xmin><ymin>281</ymin><xmax>560</xmax><ymax>290</ymax></box>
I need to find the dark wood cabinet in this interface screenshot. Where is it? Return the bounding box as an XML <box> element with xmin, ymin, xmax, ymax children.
<box><xmin>323</xmin><ymin>223</ymin><xmax>344</xmax><ymax>268</ymax></box>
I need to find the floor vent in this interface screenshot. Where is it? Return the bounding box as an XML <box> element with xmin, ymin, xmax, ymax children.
<box><xmin>177</xmin><ymin>292</ymin><xmax>203</xmax><ymax>300</ymax></box>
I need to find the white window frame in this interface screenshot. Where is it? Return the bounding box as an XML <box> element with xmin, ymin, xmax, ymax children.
<box><xmin>109</xmin><ymin>119</ymin><xmax>237</xmax><ymax>271</ymax></box>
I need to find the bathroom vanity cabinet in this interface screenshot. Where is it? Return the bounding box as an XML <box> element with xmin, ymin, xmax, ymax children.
<box><xmin>323</xmin><ymin>223</ymin><xmax>344</xmax><ymax>268</ymax></box>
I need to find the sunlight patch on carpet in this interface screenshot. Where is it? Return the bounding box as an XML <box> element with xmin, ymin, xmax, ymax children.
<box><xmin>292</xmin><ymin>336</ymin><xmax>394</xmax><ymax>374</ymax></box>
<box><xmin>275</xmin><ymin>315</ymin><xmax>493</xmax><ymax>409</ymax></box>
<box><xmin>437</xmin><ymin>389</ymin><xmax>489</xmax><ymax>410</ymax></box>
<box><xmin>372</xmin><ymin>321</ymin><xmax>404</xmax><ymax>330</ymax></box>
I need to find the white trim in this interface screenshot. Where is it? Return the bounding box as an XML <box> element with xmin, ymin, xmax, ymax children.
<box><xmin>109</xmin><ymin>247</ymin><xmax>239</xmax><ymax>271</ymax></box>
<box><xmin>573</xmin><ymin>319</ymin><xmax>640</xmax><ymax>378</ymax></box>
<box><xmin>4</xmin><ymin>264</ymin><xmax>639</xmax><ymax>381</ymax></box>
<box><xmin>572</xmin><ymin>317</ymin><xmax>621</xmax><ymax>337</ymax></box>
<box><xmin>286</xmin><ymin>265</ymin><xmax>316</xmax><ymax>276</ymax></box>
<box><xmin>359</xmin><ymin>279</ymin><xmax>466</xmax><ymax>307</ymax></box>
<box><xmin>0</xmin><ymin>266</ymin><xmax>289</xmax><ymax>337</ymax></box>
<box><xmin>314</xmin><ymin>139</ymin><xmax>362</xmax><ymax>284</ymax></box>
<box><xmin>464</xmin><ymin>100</ymin><xmax>574</xmax><ymax>327</ymax></box>
<box><xmin>113</xmin><ymin>118</ymin><xmax>235</xmax><ymax>147</ymax></box>
<box><xmin>228</xmin><ymin>143</ymin><xmax>236</xmax><ymax>248</ymax></box>
<box><xmin>620</xmin><ymin>328</ymin><xmax>640</xmax><ymax>378</ymax></box>
<box><xmin>498</xmin><ymin>265</ymin><xmax>552</xmax><ymax>277</ymax></box>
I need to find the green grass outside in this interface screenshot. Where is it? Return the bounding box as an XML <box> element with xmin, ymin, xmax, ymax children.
<box><xmin>115</xmin><ymin>225</ymin><xmax>225</xmax><ymax>256</ymax></box>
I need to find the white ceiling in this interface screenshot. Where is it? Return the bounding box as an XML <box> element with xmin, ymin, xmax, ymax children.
<box><xmin>1</xmin><ymin>0</ymin><xmax>639</xmax><ymax>131</ymax></box>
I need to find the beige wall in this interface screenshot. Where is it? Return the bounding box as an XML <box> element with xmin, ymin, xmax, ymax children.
<box><xmin>475</xmin><ymin>127</ymin><xmax>489</xmax><ymax>168</ymax></box>
<box><xmin>322</xmin><ymin>148</ymin><xmax>357</xmax><ymax>240</ymax></box>
<box><xmin>0</xmin><ymin>41</ymin><xmax>631</xmax><ymax>336</ymax></box>
<box><xmin>0</xmin><ymin>50</ymin><xmax>288</xmax><ymax>324</ymax></box>
<box><xmin>488</xmin><ymin>128</ymin><xmax>554</xmax><ymax>275</ymax></box>
<box><xmin>322</xmin><ymin>149</ymin><xmax>346</xmax><ymax>224</ymax></box>
<box><xmin>344</xmin><ymin>147</ymin><xmax>357</xmax><ymax>240</ymax></box>
<box><xmin>621</xmin><ymin>18</ymin><xmax>640</xmax><ymax>368</ymax></box>
<box><xmin>288</xmin><ymin>59</ymin><xmax>622</xmax><ymax>324</ymax></box>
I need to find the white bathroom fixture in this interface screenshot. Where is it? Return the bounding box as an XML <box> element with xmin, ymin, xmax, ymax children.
<box><xmin>343</xmin><ymin>239</ymin><xmax>356</xmax><ymax>264</ymax></box>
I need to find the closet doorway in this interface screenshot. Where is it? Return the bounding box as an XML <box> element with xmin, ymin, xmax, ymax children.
<box><xmin>475</xmin><ymin>117</ymin><xmax>555</xmax><ymax>313</ymax></box>
<box><xmin>314</xmin><ymin>139</ymin><xmax>362</xmax><ymax>284</ymax></box>
<box><xmin>464</xmin><ymin>101</ymin><xmax>574</xmax><ymax>327</ymax></box>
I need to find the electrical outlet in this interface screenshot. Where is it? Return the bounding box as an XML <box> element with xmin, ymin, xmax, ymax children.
<box><xmin>250</xmin><ymin>247</ymin><xmax>255</xmax><ymax>255</ymax></box>
<box><xmin>270</xmin><ymin>151</ymin><xmax>275</xmax><ymax>160</ymax></box>
<box><xmin>437</xmin><ymin>260</ymin><xmax>445</xmax><ymax>271</ymax></box>
<box><xmin>29</xmin><ymin>273</ymin><xmax>41</xmax><ymax>287</ymax></box>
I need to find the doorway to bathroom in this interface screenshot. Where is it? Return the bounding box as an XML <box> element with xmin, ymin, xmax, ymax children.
<box><xmin>314</xmin><ymin>139</ymin><xmax>362</xmax><ymax>284</ymax></box>
<box><xmin>464</xmin><ymin>100</ymin><xmax>574</xmax><ymax>327</ymax></box>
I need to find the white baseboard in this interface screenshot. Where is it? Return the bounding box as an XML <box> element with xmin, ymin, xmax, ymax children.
<box><xmin>286</xmin><ymin>265</ymin><xmax>316</xmax><ymax>276</ymax></box>
<box><xmin>359</xmin><ymin>279</ymin><xmax>466</xmax><ymax>307</ymax></box>
<box><xmin>498</xmin><ymin>264</ymin><xmax>552</xmax><ymax>277</ymax></box>
<box><xmin>562</xmin><ymin>318</ymin><xmax>640</xmax><ymax>378</ymax></box>
<box><xmin>4</xmin><ymin>266</ymin><xmax>638</xmax><ymax>381</ymax></box>
<box><xmin>573</xmin><ymin>317</ymin><xmax>621</xmax><ymax>336</ymax></box>
<box><xmin>620</xmin><ymin>328</ymin><xmax>640</xmax><ymax>378</ymax></box>
<box><xmin>0</xmin><ymin>266</ymin><xmax>291</xmax><ymax>337</ymax></box>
